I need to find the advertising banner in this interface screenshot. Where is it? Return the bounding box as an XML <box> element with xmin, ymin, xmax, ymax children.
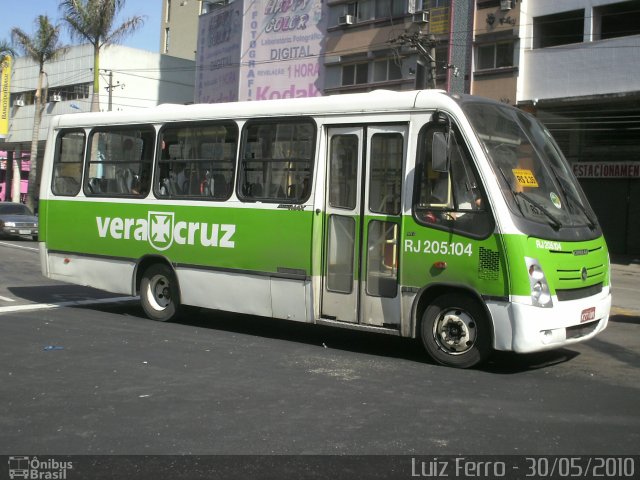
<box><xmin>196</xmin><ymin>0</ymin><xmax>326</xmax><ymax>104</ymax></box>
<box><xmin>239</xmin><ymin>0</ymin><xmax>326</xmax><ymax>101</ymax></box>
<box><xmin>196</xmin><ymin>4</ymin><xmax>243</xmax><ymax>104</ymax></box>
<box><xmin>0</xmin><ymin>55</ymin><xmax>11</xmax><ymax>138</ymax></box>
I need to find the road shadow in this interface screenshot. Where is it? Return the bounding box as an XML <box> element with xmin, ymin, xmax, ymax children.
<box><xmin>80</xmin><ymin>302</ymin><xmax>584</xmax><ymax>374</ymax></box>
<box><xmin>8</xmin><ymin>285</ymin><xmax>121</xmax><ymax>304</ymax></box>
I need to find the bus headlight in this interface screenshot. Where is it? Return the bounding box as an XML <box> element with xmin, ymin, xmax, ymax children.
<box><xmin>526</xmin><ymin>258</ymin><xmax>553</xmax><ymax>308</ymax></box>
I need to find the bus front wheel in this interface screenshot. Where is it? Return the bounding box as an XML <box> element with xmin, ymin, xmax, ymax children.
<box><xmin>420</xmin><ymin>293</ymin><xmax>492</xmax><ymax>368</ymax></box>
<box><xmin>140</xmin><ymin>264</ymin><xmax>180</xmax><ymax>322</ymax></box>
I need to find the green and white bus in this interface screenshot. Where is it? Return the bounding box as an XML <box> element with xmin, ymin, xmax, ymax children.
<box><xmin>38</xmin><ymin>90</ymin><xmax>611</xmax><ymax>368</ymax></box>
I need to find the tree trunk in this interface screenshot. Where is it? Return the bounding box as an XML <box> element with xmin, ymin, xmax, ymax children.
<box><xmin>91</xmin><ymin>43</ymin><xmax>100</xmax><ymax>112</ymax></box>
<box><xmin>26</xmin><ymin>69</ymin><xmax>45</xmax><ymax>212</ymax></box>
<box><xmin>11</xmin><ymin>147</ymin><xmax>21</xmax><ymax>203</ymax></box>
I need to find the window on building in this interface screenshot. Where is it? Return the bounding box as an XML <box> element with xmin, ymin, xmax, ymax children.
<box><xmin>84</xmin><ymin>126</ymin><xmax>155</xmax><ymax>197</ymax></box>
<box><xmin>595</xmin><ymin>0</ymin><xmax>640</xmax><ymax>40</ymax></box>
<box><xmin>336</xmin><ymin>0</ymin><xmax>372</xmax><ymax>23</ymax></box>
<box><xmin>166</xmin><ymin>0</ymin><xmax>171</xmax><ymax>22</ymax></box>
<box><xmin>476</xmin><ymin>41</ymin><xmax>514</xmax><ymax>70</ymax></box>
<box><xmin>47</xmin><ymin>83</ymin><xmax>92</xmax><ymax>102</ymax></box>
<box><xmin>533</xmin><ymin>9</ymin><xmax>584</xmax><ymax>48</ymax></box>
<box><xmin>411</xmin><ymin>0</ymin><xmax>448</xmax><ymax>12</ymax></box>
<box><xmin>342</xmin><ymin>62</ymin><xmax>369</xmax><ymax>85</ymax></box>
<box><xmin>373</xmin><ymin>58</ymin><xmax>403</xmax><ymax>82</ymax></box>
<box><xmin>375</xmin><ymin>0</ymin><xmax>405</xmax><ymax>18</ymax></box>
<box><xmin>164</xmin><ymin>28</ymin><xmax>170</xmax><ymax>53</ymax></box>
<box><xmin>156</xmin><ymin>121</ymin><xmax>237</xmax><ymax>200</ymax></box>
<box><xmin>239</xmin><ymin>119</ymin><xmax>315</xmax><ymax>203</ymax></box>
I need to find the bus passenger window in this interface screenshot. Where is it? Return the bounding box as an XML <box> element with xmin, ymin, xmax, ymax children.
<box><xmin>52</xmin><ymin>130</ymin><xmax>85</xmax><ymax>196</ymax></box>
<box><xmin>239</xmin><ymin>119</ymin><xmax>315</xmax><ymax>203</ymax></box>
<box><xmin>156</xmin><ymin>122</ymin><xmax>237</xmax><ymax>201</ymax></box>
<box><xmin>84</xmin><ymin>126</ymin><xmax>154</xmax><ymax>197</ymax></box>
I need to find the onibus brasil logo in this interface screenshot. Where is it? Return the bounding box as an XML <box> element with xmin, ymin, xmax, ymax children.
<box><xmin>96</xmin><ymin>211</ymin><xmax>236</xmax><ymax>251</ymax></box>
<box><xmin>8</xmin><ymin>456</ymin><xmax>73</xmax><ymax>479</ymax></box>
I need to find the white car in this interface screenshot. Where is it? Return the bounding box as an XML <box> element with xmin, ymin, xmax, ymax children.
<box><xmin>0</xmin><ymin>202</ymin><xmax>39</xmax><ymax>241</ymax></box>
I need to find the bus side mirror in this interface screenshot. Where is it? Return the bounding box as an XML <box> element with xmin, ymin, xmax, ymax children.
<box><xmin>432</xmin><ymin>131</ymin><xmax>450</xmax><ymax>173</ymax></box>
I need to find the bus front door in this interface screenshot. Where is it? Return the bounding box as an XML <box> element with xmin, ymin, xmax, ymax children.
<box><xmin>321</xmin><ymin>126</ymin><xmax>406</xmax><ymax>327</ymax></box>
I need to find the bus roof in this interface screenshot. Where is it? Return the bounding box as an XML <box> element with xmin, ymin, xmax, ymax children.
<box><xmin>53</xmin><ymin>89</ymin><xmax>460</xmax><ymax>128</ymax></box>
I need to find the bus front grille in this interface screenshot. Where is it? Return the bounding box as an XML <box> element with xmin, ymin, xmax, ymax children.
<box><xmin>556</xmin><ymin>283</ymin><xmax>603</xmax><ymax>301</ymax></box>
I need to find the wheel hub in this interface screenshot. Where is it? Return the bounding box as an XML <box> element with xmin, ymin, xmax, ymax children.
<box><xmin>434</xmin><ymin>309</ymin><xmax>477</xmax><ymax>354</ymax></box>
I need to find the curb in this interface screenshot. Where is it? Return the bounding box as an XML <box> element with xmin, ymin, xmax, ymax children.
<box><xmin>610</xmin><ymin>306</ymin><xmax>640</xmax><ymax>318</ymax></box>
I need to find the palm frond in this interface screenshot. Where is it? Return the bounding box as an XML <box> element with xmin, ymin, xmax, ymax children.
<box><xmin>12</xmin><ymin>16</ymin><xmax>67</xmax><ymax>67</ymax></box>
<box><xmin>103</xmin><ymin>15</ymin><xmax>144</xmax><ymax>47</ymax></box>
<box><xmin>0</xmin><ymin>39</ymin><xmax>15</xmax><ymax>58</ymax></box>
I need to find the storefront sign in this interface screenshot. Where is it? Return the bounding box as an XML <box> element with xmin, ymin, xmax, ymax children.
<box><xmin>0</xmin><ymin>56</ymin><xmax>11</xmax><ymax>138</ymax></box>
<box><xmin>572</xmin><ymin>162</ymin><xmax>640</xmax><ymax>179</ymax></box>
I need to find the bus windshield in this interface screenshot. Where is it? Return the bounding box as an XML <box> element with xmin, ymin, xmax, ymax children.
<box><xmin>461</xmin><ymin>101</ymin><xmax>598</xmax><ymax>230</ymax></box>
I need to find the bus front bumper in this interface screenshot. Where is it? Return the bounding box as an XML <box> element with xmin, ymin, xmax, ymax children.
<box><xmin>488</xmin><ymin>287</ymin><xmax>611</xmax><ymax>353</ymax></box>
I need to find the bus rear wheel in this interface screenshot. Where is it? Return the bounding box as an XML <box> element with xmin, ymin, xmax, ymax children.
<box><xmin>420</xmin><ymin>293</ymin><xmax>492</xmax><ymax>368</ymax></box>
<box><xmin>140</xmin><ymin>264</ymin><xmax>180</xmax><ymax>322</ymax></box>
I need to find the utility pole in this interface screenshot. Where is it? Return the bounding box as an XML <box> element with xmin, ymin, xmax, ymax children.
<box><xmin>391</xmin><ymin>24</ymin><xmax>438</xmax><ymax>89</ymax></box>
<box><xmin>102</xmin><ymin>70</ymin><xmax>124</xmax><ymax>111</ymax></box>
<box><xmin>107</xmin><ymin>70</ymin><xmax>113</xmax><ymax>111</ymax></box>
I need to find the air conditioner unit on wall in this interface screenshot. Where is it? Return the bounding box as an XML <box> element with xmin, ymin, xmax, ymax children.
<box><xmin>338</xmin><ymin>14</ymin><xmax>354</xmax><ymax>26</ymax></box>
<box><xmin>51</xmin><ymin>94</ymin><xmax>62</xmax><ymax>102</ymax></box>
<box><xmin>412</xmin><ymin>11</ymin><xmax>429</xmax><ymax>24</ymax></box>
<box><xmin>14</xmin><ymin>98</ymin><xmax>25</xmax><ymax>107</ymax></box>
<box><xmin>500</xmin><ymin>0</ymin><xmax>512</xmax><ymax>11</ymax></box>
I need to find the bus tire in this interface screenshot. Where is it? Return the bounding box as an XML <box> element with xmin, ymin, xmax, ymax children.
<box><xmin>420</xmin><ymin>293</ymin><xmax>492</xmax><ymax>368</ymax></box>
<box><xmin>140</xmin><ymin>263</ymin><xmax>180</xmax><ymax>322</ymax></box>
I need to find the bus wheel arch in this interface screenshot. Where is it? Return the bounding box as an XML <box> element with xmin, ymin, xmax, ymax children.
<box><xmin>413</xmin><ymin>286</ymin><xmax>493</xmax><ymax>368</ymax></box>
<box><xmin>136</xmin><ymin>256</ymin><xmax>182</xmax><ymax>322</ymax></box>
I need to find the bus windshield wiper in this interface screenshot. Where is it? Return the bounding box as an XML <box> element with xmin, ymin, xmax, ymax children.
<box><xmin>514</xmin><ymin>191</ymin><xmax>562</xmax><ymax>230</ymax></box>
<box><xmin>561</xmin><ymin>186</ymin><xmax>596</xmax><ymax>229</ymax></box>
<box><xmin>550</xmin><ymin>171</ymin><xmax>597</xmax><ymax>230</ymax></box>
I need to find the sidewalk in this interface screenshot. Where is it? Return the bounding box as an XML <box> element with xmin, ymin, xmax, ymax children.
<box><xmin>609</xmin><ymin>255</ymin><xmax>640</xmax><ymax>317</ymax></box>
<box><xmin>610</xmin><ymin>254</ymin><xmax>640</xmax><ymax>271</ymax></box>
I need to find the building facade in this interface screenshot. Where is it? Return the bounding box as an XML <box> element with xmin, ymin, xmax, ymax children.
<box><xmin>1</xmin><ymin>44</ymin><xmax>195</xmax><ymax>201</ymax></box>
<box><xmin>470</xmin><ymin>0</ymin><xmax>640</xmax><ymax>255</ymax></box>
<box><xmin>322</xmin><ymin>0</ymin><xmax>472</xmax><ymax>95</ymax></box>
<box><xmin>161</xmin><ymin>0</ymin><xmax>204</xmax><ymax>59</ymax></box>
<box><xmin>519</xmin><ymin>0</ymin><xmax>640</xmax><ymax>255</ymax></box>
<box><xmin>471</xmin><ymin>0</ymin><xmax>520</xmax><ymax>105</ymax></box>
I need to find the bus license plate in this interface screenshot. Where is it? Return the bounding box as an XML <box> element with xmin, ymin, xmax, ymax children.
<box><xmin>19</xmin><ymin>229</ymin><xmax>31</xmax><ymax>235</ymax></box>
<box><xmin>581</xmin><ymin>307</ymin><xmax>596</xmax><ymax>323</ymax></box>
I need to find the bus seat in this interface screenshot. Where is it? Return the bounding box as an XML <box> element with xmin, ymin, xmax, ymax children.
<box><xmin>87</xmin><ymin>177</ymin><xmax>102</xmax><ymax>194</ymax></box>
<box><xmin>54</xmin><ymin>176</ymin><xmax>79</xmax><ymax>195</ymax></box>
<box><xmin>213</xmin><ymin>174</ymin><xmax>227</xmax><ymax>198</ymax></box>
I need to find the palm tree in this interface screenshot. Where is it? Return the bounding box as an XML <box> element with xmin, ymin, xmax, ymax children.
<box><xmin>60</xmin><ymin>0</ymin><xmax>144</xmax><ymax>112</ymax></box>
<box><xmin>0</xmin><ymin>39</ymin><xmax>14</xmax><ymax>59</ymax></box>
<box><xmin>11</xmin><ymin>16</ymin><xmax>67</xmax><ymax>212</ymax></box>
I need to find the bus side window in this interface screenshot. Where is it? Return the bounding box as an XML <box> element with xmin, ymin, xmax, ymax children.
<box><xmin>239</xmin><ymin>119</ymin><xmax>315</xmax><ymax>204</ymax></box>
<box><xmin>413</xmin><ymin>124</ymin><xmax>494</xmax><ymax>239</ymax></box>
<box><xmin>156</xmin><ymin>122</ymin><xmax>237</xmax><ymax>201</ymax></box>
<box><xmin>84</xmin><ymin>126</ymin><xmax>154</xmax><ymax>197</ymax></box>
<box><xmin>52</xmin><ymin>130</ymin><xmax>85</xmax><ymax>196</ymax></box>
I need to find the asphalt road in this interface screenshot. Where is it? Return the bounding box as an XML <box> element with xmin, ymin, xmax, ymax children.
<box><xmin>0</xmin><ymin>239</ymin><xmax>639</xmax><ymax>477</ymax></box>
